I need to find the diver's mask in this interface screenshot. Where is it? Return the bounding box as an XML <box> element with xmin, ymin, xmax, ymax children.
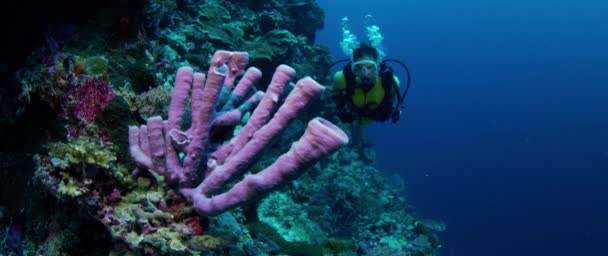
<box><xmin>352</xmin><ymin>60</ymin><xmax>378</xmax><ymax>91</ymax></box>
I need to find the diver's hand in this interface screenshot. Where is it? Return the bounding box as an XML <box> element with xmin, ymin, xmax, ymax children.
<box><xmin>337</xmin><ymin>104</ymin><xmax>355</xmax><ymax>123</ymax></box>
<box><xmin>391</xmin><ymin>108</ymin><xmax>401</xmax><ymax>123</ymax></box>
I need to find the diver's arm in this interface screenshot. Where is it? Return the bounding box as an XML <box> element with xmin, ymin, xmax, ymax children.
<box><xmin>333</xmin><ymin>71</ymin><xmax>347</xmax><ymax>91</ymax></box>
<box><xmin>332</xmin><ymin>71</ymin><xmax>347</xmax><ymax>104</ymax></box>
<box><xmin>390</xmin><ymin>75</ymin><xmax>402</xmax><ymax>123</ymax></box>
<box><xmin>393</xmin><ymin>75</ymin><xmax>400</xmax><ymax>88</ymax></box>
<box><xmin>333</xmin><ymin>71</ymin><xmax>355</xmax><ymax>123</ymax></box>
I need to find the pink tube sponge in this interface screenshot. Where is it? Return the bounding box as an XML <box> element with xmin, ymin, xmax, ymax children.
<box><xmin>183</xmin><ymin>117</ymin><xmax>348</xmax><ymax>216</ymax></box>
<box><xmin>128</xmin><ymin>50</ymin><xmax>348</xmax><ymax>216</ymax></box>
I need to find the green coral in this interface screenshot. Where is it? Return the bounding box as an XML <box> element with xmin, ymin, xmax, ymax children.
<box><xmin>35</xmin><ymin>135</ymin><xmax>130</xmax><ymax>199</ymax></box>
<box><xmin>192</xmin><ymin>3</ymin><xmax>246</xmax><ymax>49</ymax></box>
<box><xmin>245</xmin><ymin>29</ymin><xmax>303</xmax><ymax>61</ymax></box>
<box><xmin>133</xmin><ymin>85</ymin><xmax>172</xmax><ymax>119</ymax></box>
<box><xmin>57</xmin><ymin>178</ymin><xmax>86</xmax><ymax>197</ymax></box>
<box><xmin>258</xmin><ymin>192</ymin><xmax>326</xmax><ymax>243</ymax></box>
<box><xmin>83</xmin><ymin>55</ymin><xmax>109</xmax><ymax>76</ymax></box>
<box><xmin>247</xmin><ymin>220</ymin><xmax>356</xmax><ymax>255</ymax></box>
<box><xmin>47</xmin><ymin>136</ymin><xmax>117</xmax><ymax>170</ymax></box>
<box><xmin>106</xmin><ymin>182</ymin><xmax>208</xmax><ymax>255</ymax></box>
<box><xmin>281</xmin><ymin>141</ymin><xmax>443</xmax><ymax>255</ymax></box>
<box><xmin>189</xmin><ymin>235</ymin><xmax>226</xmax><ymax>251</ymax></box>
<box><xmin>169</xmin><ymin>239</ymin><xmax>187</xmax><ymax>253</ymax></box>
<box><xmin>125</xmin><ymin>231</ymin><xmax>144</xmax><ymax>249</ymax></box>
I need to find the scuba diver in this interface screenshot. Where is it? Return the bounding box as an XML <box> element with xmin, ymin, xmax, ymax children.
<box><xmin>327</xmin><ymin>15</ymin><xmax>411</xmax><ymax>125</ymax></box>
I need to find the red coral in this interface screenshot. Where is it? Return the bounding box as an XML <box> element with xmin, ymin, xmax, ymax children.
<box><xmin>67</xmin><ymin>126</ymin><xmax>80</xmax><ymax>138</ymax></box>
<box><xmin>98</xmin><ymin>206</ymin><xmax>118</xmax><ymax>225</ymax></box>
<box><xmin>143</xmin><ymin>246</ymin><xmax>155</xmax><ymax>255</ymax></box>
<box><xmin>184</xmin><ymin>216</ymin><xmax>205</xmax><ymax>235</ymax></box>
<box><xmin>106</xmin><ymin>188</ymin><xmax>122</xmax><ymax>204</ymax></box>
<box><xmin>67</xmin><ymin>76</ymin><xmax>114</xmax><ymax>123</ymax></box>
<box><xmin>160</xmin><ymin>190</ymin><xmax>189</xmax><ymax>217</ymax></box>
<box><xmin>100</xmin><ymin>129</ymin><xmax>110</xmax><ymax>144</ymax></box>
<box><xmin>169</xmin><ymin>201</ymin><xmax>187</xmax><ymax>217</ymax></box>
<box><xmin>143</xmin><ymin>224</ymin><xmax>158</xmax><ymax>234</ymax></box>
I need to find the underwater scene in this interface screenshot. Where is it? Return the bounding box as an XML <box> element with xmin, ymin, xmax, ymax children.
<box><xmin>0</xmin><ymin>0</ymin><xmax>606</xmax><ymax>255</ymax></box>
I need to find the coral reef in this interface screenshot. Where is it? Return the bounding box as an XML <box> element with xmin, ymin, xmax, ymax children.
<box><xmin>255</xmin><ymin>137</ymin><xmax>443</xmax><ymax>255</ymax></box>
<box><xmin>0</xmin><ymin>0</ymin><xmax>442</xmax><ymax>255</ymax></box>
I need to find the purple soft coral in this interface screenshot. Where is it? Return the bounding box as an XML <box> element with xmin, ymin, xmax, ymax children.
<box><xmin>128</xmin><ymin>50</ymin><xmax>348</xmax><ymax>216</ymax></box>
<box><xmin>67</xmin><ymin>76</ymin><xmax>114</xmax><ymax>123</ymax></box>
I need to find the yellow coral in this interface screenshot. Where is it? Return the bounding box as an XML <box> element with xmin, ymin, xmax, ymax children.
<box><xmin>125</xmin><ymin>231</ymin><xmax>144</xmax><ymax>248</ymax></box>
<box><xmin>48</xmin><ymin>136</ymin><xmax>117</xmax><ymax>171</ymax></box>
<box><xmin>189</xmin><ymin>235</ymin><xmax>225</xmax><ymax>251</ymax></box>
<box><xmin>57</xmin><ymin>178</ymin><xmax>87</xmax><ymax>198</ymax></box>
<box><xmin>169</xmin><ymin>239</ymin><xmax>187</xmax><ymax>253</ymax></box>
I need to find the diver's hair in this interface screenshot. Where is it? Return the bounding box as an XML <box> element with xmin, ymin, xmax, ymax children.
<box><xmin>352</xmin><ymin>43</ymin><xmax>379</xmax><ymax>62</ymax></box>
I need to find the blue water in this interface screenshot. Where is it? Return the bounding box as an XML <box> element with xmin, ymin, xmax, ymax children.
<box><xmin>316</xmin><ymin>1</ymin><xmax>608</xmax><ymax>255</ymax></box>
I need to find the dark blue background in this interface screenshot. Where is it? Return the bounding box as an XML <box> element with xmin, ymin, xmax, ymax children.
<box><xmin>316</xmin><ymin>1</ymin><xmax>608</xmax><ymax>255</ymax></box>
